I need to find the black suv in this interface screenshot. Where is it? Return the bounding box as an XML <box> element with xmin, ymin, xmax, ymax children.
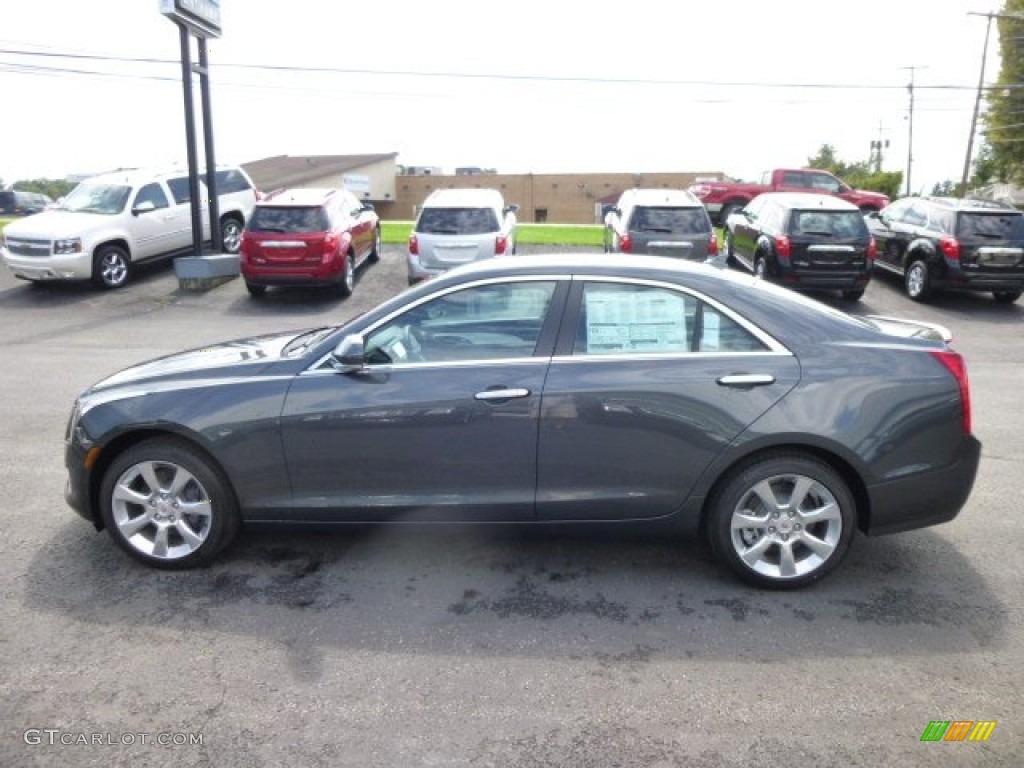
<box><xmin>0</xmin><ymin>189</ymin><xmax>52</xmax><ymax>216</ymax></box>
<box><xmin>866</xmin><ymin>196</ymin><xmax>1024</xmax><ymax>303</ymax></box>
<box><xmin>724</xmin><ymin>192</ymin><xmax>874</xmax><ymax>301</ymax></box>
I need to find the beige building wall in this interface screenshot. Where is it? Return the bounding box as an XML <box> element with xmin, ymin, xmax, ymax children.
<box><xmin>390</xmin><ymin>171</ymin><xmax>723</xmax><ymax>224</ymax></box>
<box><xmin>286</xmin><ymin>157</ymin><xmax>398</xmax><ymax>202</ymax></box>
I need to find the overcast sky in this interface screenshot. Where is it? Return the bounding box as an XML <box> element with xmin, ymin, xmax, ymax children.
<box><xmin>0</xmin><ymin>0</ymin><xmax>1007</xmax><ymax>194</ymax></box>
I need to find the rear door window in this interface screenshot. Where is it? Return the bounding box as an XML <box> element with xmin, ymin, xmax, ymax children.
<box><xmin>416</xmin><ymin>207</ymin><xmax>499</xmax><ymax>235</ymax></box>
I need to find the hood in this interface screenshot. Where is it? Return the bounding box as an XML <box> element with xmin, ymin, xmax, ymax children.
<box><xmin>2</xmin><ymin>209</ymin><xmax>117</xmax><ymax>239</ymax></box>
<box><xmin>88</xmin><ymin>330</ymin><xmax>306</xmax><ymax>394</ymax></box>
<box><xmin>855</xmin><ymin>189</ymin><xmax>890</xmax><ymax>203</ymax></box>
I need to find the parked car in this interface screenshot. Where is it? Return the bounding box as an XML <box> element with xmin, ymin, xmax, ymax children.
<box><xmin>865</xmin><ymin>196</ymin><xmax>1024</xmax><ymax>303</ymax></box>
<box><xmin>239</xmin><ymin>188</ymin><xmax>380</xmax><ymax>298</ymax></box>
<box><xmin>723</xmin><ymin>193</ymin><xmax>875</xmax><ymax>301</ymax></box>
<box><xmin>690</xmin><ymin>168</ymin><xmax>890</xmax><ymax>225</ymax></box>
<box><xmin>0</xmin><ymin>189</ymin><xmax>54</xmax><ymax>217</ymax></box>
<box><xmin>0</xmin><ymin>166</ymin><xmax>258</xmax><ymax>288</ymax></box>
<box><xmin>64</xmin><ymin>254</ymin><xmax>979</xmax><ymax>588</ymax></box>
<box><xmin>407</xmin><ymin>188</ymin><xmax>518</xmax><ymax>285</ymax></box>
<box><xmin>603</xmin><ymin>188</ymin><xmax>720</xmax><ymax>263</ymax></box>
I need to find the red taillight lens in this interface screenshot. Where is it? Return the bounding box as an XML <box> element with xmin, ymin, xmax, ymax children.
<box><xmin>708</xmin><ymin>234</ymin><xmax>719</xmax><ymax>256</ymax></box>
<box><xmin>868</xmin><ymin>237</ymin><xmax>877</xmax><ymax>262</ymax></box>
<box><xmin>495</xmin><ymin>235</ymin><xmax>508</xmax><ymax>255</ymax></box>
<box><xmin>929</xmin><ymin>350</ymin><xmax>972</xmax><ymax>434</ymax></box>
<box><xmin>775</xmin><ymin>235</ymin><xmax>791</xmax><ymax>259</ymax></box>
<box><xmin>323</xmin><ymin>234</ymin><xmax>339</xmax><ymax>262</ymax></box>
<box><xmin>620</xmin><ymin>233</ymin><xmax>632</xmax><ymax>253</ymax></box>
<box><xmin>409</xmin><ymin>234</ymin><xmax>419</xmax><ymax>256</ymax></box>
<box><xmin>939</xmin><ymin>236</ymin><xmax>961</xmax><ymax>261</ymax></box>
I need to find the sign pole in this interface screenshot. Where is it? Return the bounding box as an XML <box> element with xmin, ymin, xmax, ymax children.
<box><xmin>177</xmin><ymin>22</ymin><xmax>204</xmax><ymax>256</ymax></box>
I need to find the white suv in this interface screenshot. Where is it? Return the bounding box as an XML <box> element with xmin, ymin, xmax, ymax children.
<box><xmin>407</xmin><ymin>188</ymin><xmax>518</xmax><ymax>285</ymax></box>
<box><xmin>0</xmin><ymin>166</ymin><xmax>258</xmax><ymax>289</ymax></box>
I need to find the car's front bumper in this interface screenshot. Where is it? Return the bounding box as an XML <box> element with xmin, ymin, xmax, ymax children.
<box><xmin>64</xmin><ymin>437</ymin><xmax>100</xmax><ymax>527</ymax></box>
<box><xmin>3</xmin><ymin>250</ymin><xmax>91</xmax><ymax>281</ymax></box>
<box><xmin>864</xmin><ymin>435</ymin><xmax>981</xmax><ymax>535</ymax></box>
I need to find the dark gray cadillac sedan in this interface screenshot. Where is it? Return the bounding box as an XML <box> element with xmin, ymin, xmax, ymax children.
<box><xmin>64</xmin><ymin>255</ymin><xmax>980</xmax><ymax>588</ymax></box>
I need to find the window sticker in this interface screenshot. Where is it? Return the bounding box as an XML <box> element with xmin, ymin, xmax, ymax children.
<box><xmin>584</xmin><ymin>290</ymin><xmax>687</xmax><ymax>353</ymax></box>
<box><xmin>701</xmin><ymin>310</ymin><xmax>721</xmax><ymax>350</ymax></box>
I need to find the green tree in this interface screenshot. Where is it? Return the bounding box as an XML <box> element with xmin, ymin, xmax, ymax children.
<box><xmin>931</xmin><ymin>180</ymin><xmax>962</xmax><ymax>196</ymax></box>
<box><xmin>982</xmin><ymin>1</ymin><xmax>1024</xmax><ymax>183</ymax></box>
<box><xmin>806</xmin><ymin>143</ymin><xmax>903</xmax><ymax>197</ymax></box>
<box><xmin>13</xmin><ymin>178</ymin><xmax>76</xmax><ymax>200</ymax></box>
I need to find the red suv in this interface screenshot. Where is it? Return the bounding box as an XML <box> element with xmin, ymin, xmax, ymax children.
<box><xmin>240</xmin><ymin>188</ymin><xmax>381</xmax><ymax>298</ymax></box>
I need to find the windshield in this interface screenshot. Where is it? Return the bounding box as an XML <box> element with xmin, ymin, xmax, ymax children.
<box><xmin>60</xmin><ymin>183</ymin><xmax>132</xmax><ymax>215</ymax></box>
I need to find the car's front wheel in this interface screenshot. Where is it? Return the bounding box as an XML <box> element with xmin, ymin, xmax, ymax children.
<box><xmin>905</xmin><ymin>259</ymin><xmax>932</xmax><ymax>301</ymax></box>
<box><xmin>99</xmin><ymin>438</ymin><xmax>240</xmax><ymax>569</ymax></box>
<box><xmin>706</xmin><ymin>453</ymin><xmax>856</xmax><ymax>589</ymax></box>
<box><xmin>92</xmin><ymin>245</ymin><xmax>131</xmax><ymax>289</ymax></box>
<box><xmin>993</xmin><ymin>290</ymin><xmax>1022</xmax><ymax>304</ymax></box>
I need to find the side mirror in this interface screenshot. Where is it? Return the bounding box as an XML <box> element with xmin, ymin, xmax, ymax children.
<box><xmin>504</xmin><ymin>204</ymin><xmax>520</xmax><ymax>215</ymax></box>
<box><xmin>361</xmin><ymin>202</ymin><xmax>375</xmax><ymax>212</ymax></box>
<box><xmin>330</xmin><ymin>334</ymin><xmax>366</xmax><ymax>372</ymax></box>
<box><xmin>132</xmin><ymin>200</ymin><xmax>156</xmax><ymax>216</ymax></box>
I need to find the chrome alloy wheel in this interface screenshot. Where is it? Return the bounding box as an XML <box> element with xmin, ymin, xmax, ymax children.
<box><xmin>100</xmin><ymin>252</ymin><xmax>128</xmax><ymax>287</ymax></box>
<box><xmin>729</xmin><ymin>473</ymin><xmax>843</xmax><ymax>580</ymax></box>
<box><xmin>110</xmin><ymin>460</ymin><xmax>213</xmax><ymax>560</ymax></box>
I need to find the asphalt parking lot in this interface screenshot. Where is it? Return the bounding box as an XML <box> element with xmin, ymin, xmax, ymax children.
<box><xmin>1</xmin><ymin>246</ymin><xmax>1022</xmax><ymax>767</ymax></box>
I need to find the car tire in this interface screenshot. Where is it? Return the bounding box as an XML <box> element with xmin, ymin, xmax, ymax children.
<box><xmin>368</xmin><ymin>227</ymin><xmax>382</xmax><ymax>264</ymax></box>
<box><xmin>92</xmin><ymin>244</ymin><xmax>131</xmax><ymax>289</ymax></box>
<box><xmin>245</xmin><ymin>282</ymin><xmax>266</xmax><ymax>298</ymax></box>
<box><xmin>753</xmin><ymin>254</ymin><xmax>768</xmax><ymax>279</ymax></box>
<box><xmin>724</xmin><ymin>232</ymin><xmax>737</xmax><ymax>267</ymax></box>
<box><xmin>993</xmin><ymin>290</ymin><xmax>1022</xmax><ymax>304</ymax></box>
<box><xmin>706</xmin><ymin>453</ymin><xmax>856</xmax><ymax>589</ymax></box>
<box><xmin>220</xmin><ymin>216</ymin><xmax>243</xmax><ymax>254</ymax></box>
<box><xmin>904</xmin><ymin>258</ymin><xmax>932</xmax><ymax>301</ymax></box>
<box><xmin>336</xmin><ymin>253</ymin><xmax>354</xmax><ymax>298</ymax></box>
<box><xmin>98</xmin><ymin>437</ymin><xmax>240</xmax><ymax>569</ymax></box>
<box><xmin>841</xmin><ymin>288</ymin><xmax>865</xmax><ymax>301</ymax></box>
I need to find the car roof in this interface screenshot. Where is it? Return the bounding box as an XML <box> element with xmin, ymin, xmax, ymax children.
<box><xmin>421</xmin><ymin>188</ymin><xmax>505</xmax><ymax>209</ymax></box>
<box><xmin>77</xmin><ymin>165</ymin><xmax>245</xmax><ymax>187</ymax></box>
<box><xmin>755</xmin><ymin>192</ymin><xmax>859</xmax><ymax>211</ymax></box>
<box><xmin>619</xmin><ymin>188</ymin><xmax>702</xmax><ymax>207</ymax></box>
<box><xmin>259</xmin><ymin>188</ymin><xmax>340</xmax><ymax>207</ymax></box>
<box><xmin>913</xmin><ymin>196</ymin><xmax>1021</xmax><ymax>214</ymax></box>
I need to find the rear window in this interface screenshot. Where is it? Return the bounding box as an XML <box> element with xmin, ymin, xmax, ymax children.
<box><xmin>789</xmin><ymin>210</ymin><xmax>868</xmax><ymax>238</ymax></box>
<box><xmin>416</xmin><ymin>207</ymin><xmax>499</xmax><ymax>235</ymax></box>
<box><xmin>957</xmin><ymin>212</ymin><xmax>1024</xmax><ymax>240</ymax></box>
<box><xmin>248</xmin><ymin>206</ymin><xmax>328</xmax><ymax>233</ymax></box>
<box><xmin>628</xmin><ymin>206</ymin><xmax>709</xmax><ymax>234</ymax></box>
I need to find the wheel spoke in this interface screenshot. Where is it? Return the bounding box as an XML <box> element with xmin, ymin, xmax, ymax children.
<box><xmin>167</xmin><ymin>466</ymin><xmax>192</xmax><ymax>497</ymax></box>
<box><xmin>175</xmin><ymin>520</ymin><xmax>204</xmax><ymax>550</ymax></box>
<box><xmin>151</xmin><ymin>525</ymin><xmax>170</xmax><ymax>558</ymax></box>
<box><xmin>799</xmin><ymin>530</ymin><xmax>836</xmax><ymax>559</ymax></box>
<box><xmin>113</xmin><ymin>483</ymin><xmax>150</xmax><ymax>506</ymax></box>
<box><xmin>139</xmin><ymin>462</ymin><xmax>162</xmax><ymax>494</ymax></box>
<box><xmin>798</xmin><ymin>500</ymin><xmax>841</xmax><ymax>525</ymax></box>
<box><xmin>778</xmin><ymin>541</ymin><xmax>798</xmax><ymax>577</ymax></box>
<box><xmin>731</xmin><ymin>511</ymin><xmax>767</xmax><ymax>530</ymax></box>
<box><xmin>750</xmin><ymin>479</ymin><xmax>780</xmax><ymax>513</ymax></box>
<box><xmin>739</xmin><ymin>535</ymin><xmax>773</xmax><ymax>567</ymax></box>
<box><xmin>788</xmin><ymin>476</ymin><xmax>815</xmax><ymax>510</ymax></box>
<box><xmin>119</xmin><ymin>511</ymin><xmax>154</xmax><ymax>539</ymax></box>
<box><xmin>179</xmin><ymin>499</ymin><xmax>212</xmax><ymax>518</ymax></box>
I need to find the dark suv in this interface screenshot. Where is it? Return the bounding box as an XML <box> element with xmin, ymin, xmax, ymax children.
<box><xmin>0</xmin><ymin>189</ymin><xmax>52</xmax><ymax>216</ymax></box>
<box><xmin>867</xmin><ymin>197</ymin><xmax>1024</xmax><ymax>303</ymax></box>
<box><xmin>724</xmin><ymin>192</ymin><xmax>875</xmax><ymax>301</ymax></box>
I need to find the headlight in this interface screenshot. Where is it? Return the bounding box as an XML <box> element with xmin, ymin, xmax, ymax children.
<box><xmin>54</xmin><ymin>238</ymin><xmax>82</xmax><ymax>255</ymax></box>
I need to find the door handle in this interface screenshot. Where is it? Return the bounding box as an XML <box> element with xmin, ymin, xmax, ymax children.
<box><xmin>474</xmin><ymin>387</ymin><xmax>531</xmax><ymax>401</ymax></box>
<box><xmin>716</xmin><ymin>374</ymin><xmax>776</xmax><ymax>388</ymax></box>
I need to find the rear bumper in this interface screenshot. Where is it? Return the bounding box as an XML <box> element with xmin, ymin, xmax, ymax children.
<box><xmin>940</xmin><ymin>269</ymin><xmax>1024</xmax><ymax>292</ymax></box>
<box><xmin>242</xmin><ymin>259</ymin><xmax>345</xmax><ymax>287</ymax></box>
<box><xmin>863</xmin><ymin>435</ymin><xmax>981</xmax><ymax>536</ymax></box>
<box><xmin>782</xmin><ymin>269</ymin><xmax>870</xmax><ymax>291</ymax></box>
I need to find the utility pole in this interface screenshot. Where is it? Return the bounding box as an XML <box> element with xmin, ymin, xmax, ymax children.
<box><xmin>900</xmin><ymin>66</ymin><xmax>926</xmax><ymax>197</ymax></box>
<box><xmin>962</xmin><ymin>11</ymin><xmax>1024</xmax><ymax>197</ymax></box>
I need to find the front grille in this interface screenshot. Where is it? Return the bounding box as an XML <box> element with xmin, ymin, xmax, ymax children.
<box><xmin>7</xmin><ymin>238</ymin><xmax>52</xmax><ymax>258</ymax></box>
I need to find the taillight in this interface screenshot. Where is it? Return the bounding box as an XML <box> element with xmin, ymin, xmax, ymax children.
<box><xmin>620</xmin><ymin>233</ymin><xmax>632</xmax><ymax>253</ymax></box>
<box><xmin>708</xmin><ymin>234</ymin><xmax>719</xmax><ymax>256</ymax></box>
<box><xmin>323</xmin><ymin>233</ymin><xmax>339</xmax><ymax>262</ymax></box>
<box><xmin>495</xmin><ymin>235</ymin><xmax>508</xmax><ymax>255</ymax></box>
<box><xmin>867</xmin><ymin>237</ymin><xmax>877</xmax><ymax>262</ymax></box>
<box><xmin>409</xmin><ymin>234</ymin><xmax>419</xmax><ymax>256</ymax></box>
<box><xmin>939</xmin><ymin>236</ymin><xmax>961</xmax><ymax>261</ymax></box>
<box><xmin>775</xmin><ymin>235</ymin><xmax>791</xmax><ymax>260</ymax></box>
<box><xmin>929</xmin><ymin>350</ymin><xmax>972</xmax><ymax>434</ymax></box>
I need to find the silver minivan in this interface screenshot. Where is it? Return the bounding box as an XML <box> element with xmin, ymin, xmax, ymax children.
<box><xmin>604</xmin><ymin>188</ymin><xmax>720</xmax><ymax>264</ymax></box>
<box><xmin>407</xmin><ymin>188</ymin><xmax>518</xmax><ymax>285</ymax></box>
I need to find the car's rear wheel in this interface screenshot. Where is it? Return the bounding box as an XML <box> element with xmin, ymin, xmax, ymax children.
<box><xmin>724</xmin><ymin>232</ymin><xmax>736</xmax><ymax>267</ymax></box>
<box><xmin>706</xmin><ymin>453</ymin><xmax>856</xmax><ymax>589</ymax></box>
<box><xmin>368</xmin><ymin>227</ymin><xmax>382</xmax><ymax>264</ymax></box>
<box><xmin>841</xmin><ymin>288</ymin><xmax>865</xmax><ymax>301</ymax></box>
<box><xmin>92</xmin><ymin>245</ymin><xmax>131</xmax><ymax>289</ymax></box>
<box><xmin>753</xmin><ymin>254</ymin><xmax>768</xmax><ymax>279</ymax></box>
<box><xmin>99</xmin><ymin>438</ymin><xmax>240</xmax><ymax>569</ymax></box>
<box><xmin>220</xmin><ymin>216</ymin><xmax>243</xmax><ymax>254</ymax></box>
<box><xmin>993</xmin><ymin>290</ymin><xmax>1022</xmax><ymax>304</ymax></box>
<box><xmin>905</xmin><ymin>259</ymin><xmax>932</xmax><ymax>301</ymax></box>
<box><xmin>245</xmin><ymin>282</ymin><xmax>266</xmax><ymax>298</ymax></box>
<box><xmin>336</xmin><ymin>253</ymin><xmax>355</xmax><ymax>297</ymax></box>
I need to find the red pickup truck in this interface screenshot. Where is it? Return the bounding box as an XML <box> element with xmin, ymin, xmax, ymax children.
<box><xmin>690</xmin><ymin>169</ymin><xmax>890</xmax><ymax>225</ymax></box>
